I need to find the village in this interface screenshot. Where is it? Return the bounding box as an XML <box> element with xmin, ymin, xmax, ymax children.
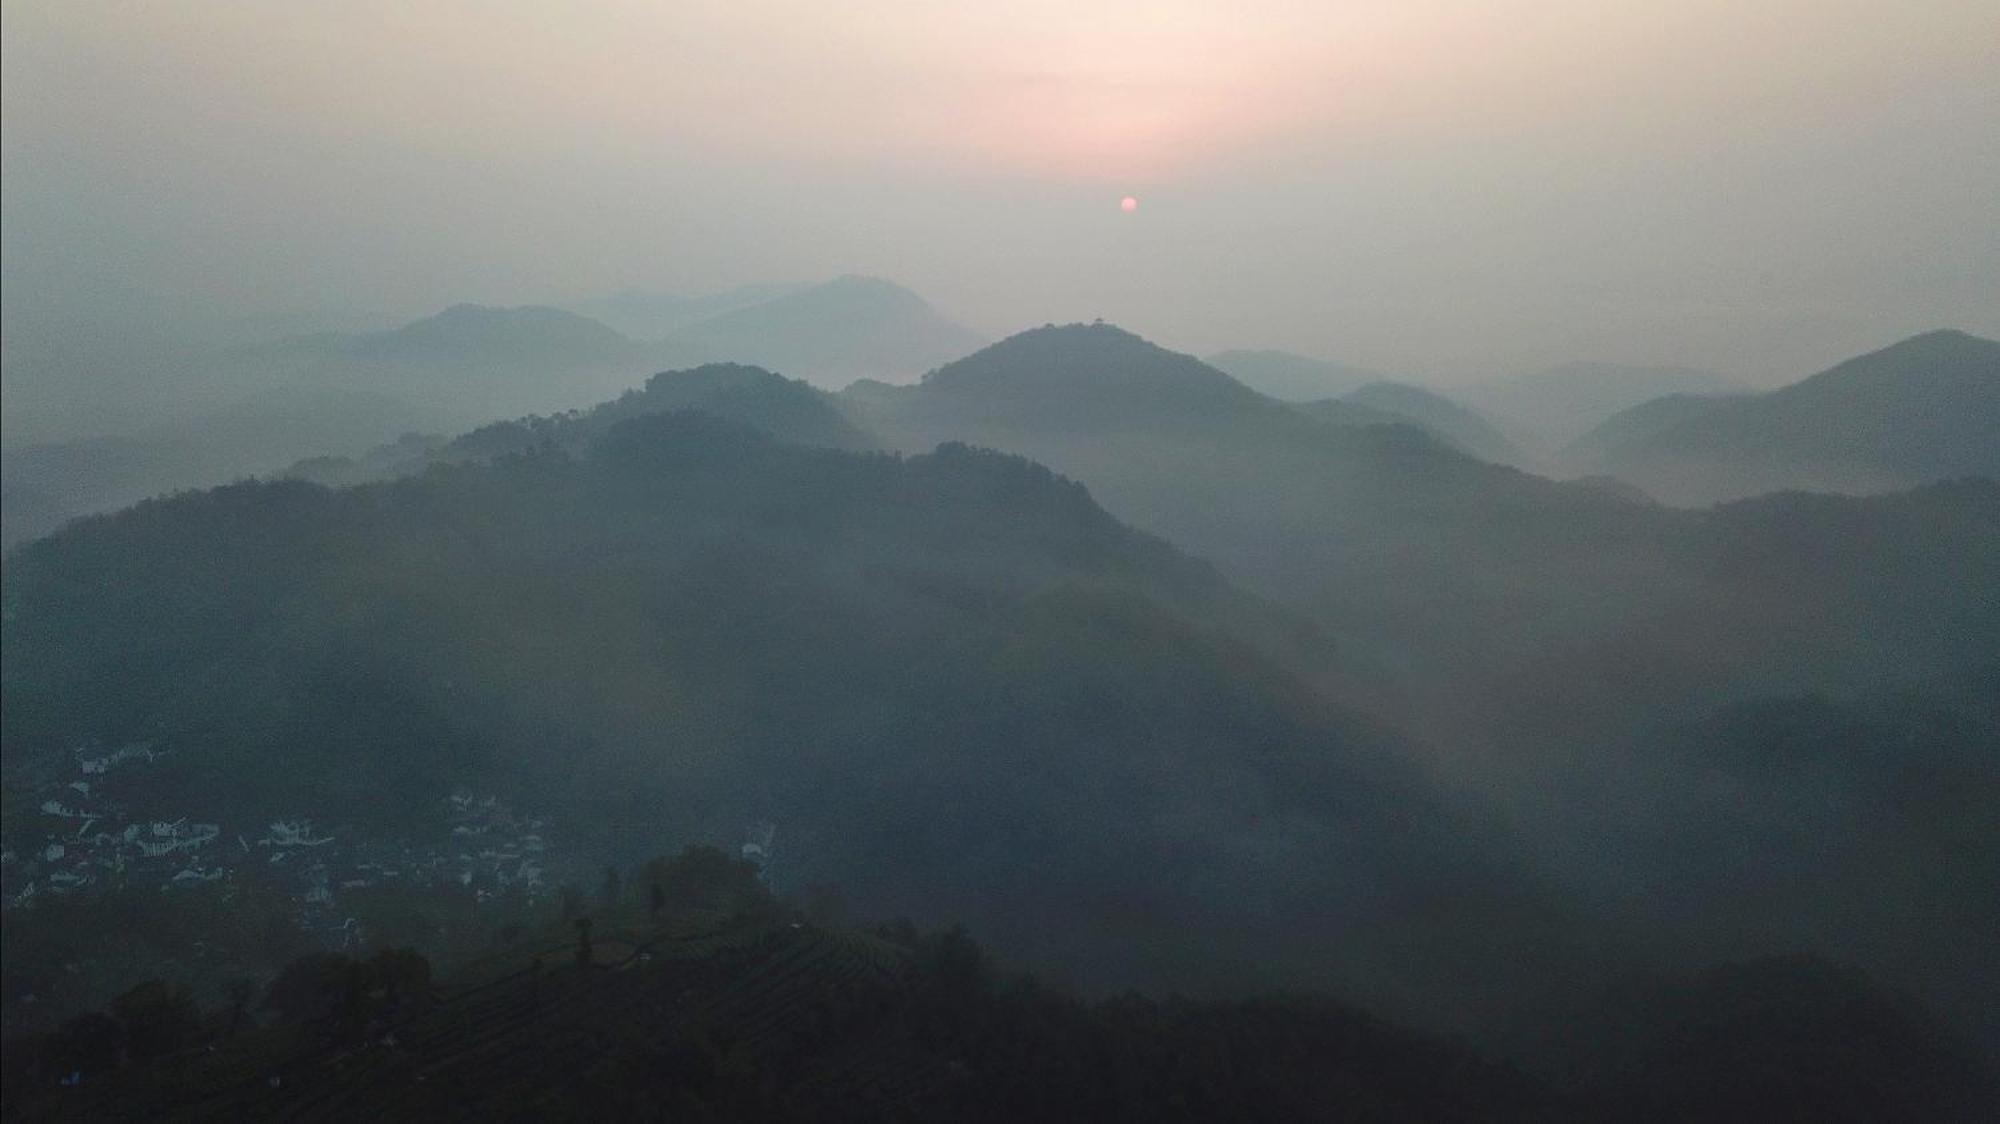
<box><xmin>1</xmin><ymin>742</ymin><xmax>563</xmax><ymax>943</ymax></box>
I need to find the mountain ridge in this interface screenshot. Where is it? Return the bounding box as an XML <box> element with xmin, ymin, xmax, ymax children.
<box><xmin>1566</xmin><ymin>329</ymin><xmax>2000</xmax><ymax>503</ymax></box>
<box><xmin>653</xmin><ymin>275</ymin><xmax>987</xmax><ymax>388</ymax></box>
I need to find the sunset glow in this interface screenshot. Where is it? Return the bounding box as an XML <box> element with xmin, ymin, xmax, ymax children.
<box><xmin>5</xmin><ymin>0</ymin><xmax>1994</xmax><ymax>375</ymax></box>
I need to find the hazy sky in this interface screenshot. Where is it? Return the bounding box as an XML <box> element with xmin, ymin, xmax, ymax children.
<box><xmin>5</xmin><ymin>0</ymin><xmax>1997</xmax><ymax>389</ymax></box>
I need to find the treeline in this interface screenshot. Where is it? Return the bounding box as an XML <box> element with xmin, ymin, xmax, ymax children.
<box><xmin>7</xmin><ymin>862</ymin><xmax>1991</xmax><ymax>1121</ymax></box>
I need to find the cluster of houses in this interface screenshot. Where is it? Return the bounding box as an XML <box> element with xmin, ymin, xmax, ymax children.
<box><xmin>2</xmin><ymin>744</ymin><xmax>565</xmax><ymax>935</ymax></box>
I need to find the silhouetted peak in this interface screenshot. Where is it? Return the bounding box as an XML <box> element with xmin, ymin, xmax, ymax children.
<box><xmin>997</xmin><ymin>320</ymin><xmax>1154</xmax><ymax>350</ymax></box>
<box><xmin>1845</xmin><ymin>328</ymin><xmax>1995</xmax><ymax>366</ymax></box>
<box><xmin>1783</xmin><ymin>328</ymin><xmax>1999</xmax><ymax>398</ymax></box>
<box><xmin>910</xmin><ymin>323</ymin><xmax>1265</xmax><ymax>430</ymax></box>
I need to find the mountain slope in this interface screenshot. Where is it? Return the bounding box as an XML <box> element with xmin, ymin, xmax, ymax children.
<box><xmin>845</xmin><ymin>325</ymin><xmax>1996</xmax><ymax>697</ymax></box>
<box><xmin>0</xmin><ymin>385</ymin><xmax>447</xmax><ymax>549</ymax></box>
<box><xmin>239</xmin><ymin>305</ymin><xmax>658</xmax><ymax>424</ymax></box>
<box><xmin>2</xmin><ymin>411</ymin><xmax>1550</xmax><ymax>1024</ymax></box>
<box><xmin>845</xmin><ymin>324</ymin><xmax>1686</xmax><ymax>680</ymax></box>
<box><xmin>283</xmin><ymin>363</ymin><xmax>873</xmax><ymax>488</ymax></box>
<box><xmin>344</xmin><ymin>304</ymin><xmax>636</xmax><ymax>369</ymax></box>
<box><xmin>1206</xmin><ymin>349</ymin><xmax>1386</xmax><ymax>401</ymax></box>
<box><xmin>1567</xmin><ymin>330</ymin><xmax>2000</xmax><ymax>503</ymax></box>
<box><xmin>652</xmin><ymin>276</ymin><xmax>986</xmax><ymax>388</ymax></box>
<box><xmin>0</xmin><ymin>309</ymin><xmax>717</xmax><ymax>550</ymax></box>
<box><xmin>1466</xmin><ymin>362</ymin><xmax>1743</xmax><ymax>452</ymax></box>
<box><xmin>1342</xmin><ymin>381</ymin><xmax>1521</xmax><ymax>464</ymax></box>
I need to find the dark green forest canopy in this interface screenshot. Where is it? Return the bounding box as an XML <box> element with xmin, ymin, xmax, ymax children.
<box><xmin>4</xmin><ymin>410</ymin><xmax>1525</xmax><ymax>1012</ymax></box>
<box><xmin>6</xmin><ymin>327</ymin><xmax>1997</xmax><ymax>1087</ymax></box>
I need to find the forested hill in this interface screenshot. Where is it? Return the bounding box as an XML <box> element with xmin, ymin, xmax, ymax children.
<box><xmin>846</xmin><ymin>324</ymin><xmax>1713</xmax><ymax>676</ymax></box>
<box><xmin>1565</xmin><ymin>329</ymin><xmax>2000</xmax><ymax>503</ymax></box>
<box><xmin>286</xmin><ymin>362</ymin><xmax>872</xmax><ymax>487</ymax></box>
<box><xmin>5</xmin><ymin>910</ymin><xmax>1556</xmax><ymax>1122</ymax></box>
<box><xmin>2</xmin><ymin>410</ymin><xmax>1547</xmax><ymax>1028</ymax></box>
<box><xmin>12</xmin><ymin>899</ymin><xmax>1988</xmax><ymax>1121</ymax></box>
<box><xmin>843</xmin><ymin>323</ymin><xmax>2000</xmax><ymax>699</ymax></box>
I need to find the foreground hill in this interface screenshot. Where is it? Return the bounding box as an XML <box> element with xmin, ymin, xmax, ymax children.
<box><xmin>651</xmin><ymin>276</ymin><xmax>986</xmax><ymax>389</ymax></box>
<box><xmin>3</xmin><ymin>410</ymin><xmax>1565</xmax><ymax>1036</ymax></box>
<box><xmin>4</xmin><ymin>914</ymin><xmax>1559</xmax><ymax>1121</ymax></box>
<box><xmin>11</xmin><ymin>903</ymin><xmax>1988</xmax><ymax>1121</ymax></box>
<box><xmin>1566</xmin><ymin>330</ymin><xmax>2000</xmax><ymax>504</ymax></box>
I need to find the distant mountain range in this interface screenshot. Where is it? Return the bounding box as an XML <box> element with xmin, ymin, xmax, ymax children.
<box><xmin>844</xmin><ymin>325</ymin><xmax>1674</xmax><ymax>676</ymax></box>
<box><xmin>286</xmin><ymin>362</ymin><xmax>870</xmax><ymax>487</ymax></box>
<box><xmin>1340</xmin><ymin>382</ymin><xmax>1521</xmax><ymax>465</ymax></box>
<box><xmin>1207</xmin><ymin>352</ymin><xmax>1522</xmax><ymax>465</ymax></box>
<box><xmin>262</xmin><ymin>275</ymin><xmax>982</xmax><ymax>408</ymax></box>
<box><xmin>1565</xmin><ymin>329</ymin><xmax>2000</xmax><ymax>504</ymax></box>
<box><xmin>567</xmin><ymin>282</ymin><xmax>811</xmax><ymax>339</ymax></box>
<box><xmin>0</xmin><ymin>385</ymin><xmax>451</xmax><ymax>549</ymax></box>
<box><xmin>840</xmin><ymin>326</ymin><xmax>1998</xmax><ymax>752</ymax></box>
<box><xmin>227</xmin><ymin>303</ymin><xmax>653</xmax><ymax>423</ymax></box>
<box><xmin>1464</xmin><ymin>362</ymin><xmax>1744</xmax><ymax>453</ymax></box>
<box><xmin>7</xmin><ymin>316</ymin><xmax>1996</xmax><ymax>1057</ymax></box>
<box><xmin>647</xmin><ymin>275</ymin><xmax>986</xmax><ymax>388</ymax></box>
<box><xmin>0</xmin><ymin>278</ymin><xmax>983</xmax><ymax>546</ymax></box>
<box><xmin>1205</xmin><ymin>350</ymin><xmax>1387</xmax><ymax>401</ymax></box>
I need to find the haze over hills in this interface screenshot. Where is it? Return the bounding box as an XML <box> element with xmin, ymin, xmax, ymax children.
<box><xmin>0</xmin><ymin>305</ymin><xmax>659</xmax><ymax>547</ymax></box>
<box><xmin>1565</xmin><ymin>329</ymin><xmax>2000</xmax><ymax>505</ymax></box>
<box><xmin>652</xmin><ymin>275</ymin><xmax>987</xmax><ymax>389</ymax></box>
<box><xmin>1464</xmin><ymin>362</ymin><xmax>1745</xmax><ymax>454</ymax></box>
<box><xmin>1205</xmin><ymin>349</ymin><xmax>1388</xmax><ymax>402</ymax></box>
<box><xmin>5</xmin><ymin>317</ymin><xmax>1997</xmax><ymax>1100</ymax></box>
<box><xmin>1278</xmin><ymin>385</ymin><xmax>1522</xmax><ymax>466</ymax></box>
<box><xmin>1342</xmin><ymin>381</ymin><xmax>1521</xmax><ymax>465</ymax></box>
<box><xmin>836</xmin><ymin>322</ymin><xmax>2000</xmax><ymax>1039</ymax></box>
<box><xmin>565</xmin><ymin>282</ymin><xmax>811</xmax><ymax>339</ymax></box>
<box><xmin>1206</xmin><ymin>351</ymin><xmax>1523</xmax><ymax>465</ymax></box>
<box><xmin>286</xmin><ymin>362</ymin><xmax>872</xmax><ymax>488</ymax></box>
<box><xmin>265</xmin><ymin>303</ymin><xmax>656</xmax><ymax>421</ymax></box>
<box><xmin>0</xmin><ymin>278</ymin><xmax>982</xmax><ymax>544</ymax></box>
<box><xmin>845</xmin><ymin>323</ymin><xmax>1691</xmax><ymax>677</ymax></box>
<box><xmin>842</xmin><ymin>323</ymin><xmax>1996</xmax><ymax>693</ymax></box>
<box><xmin>3</xmin><ymin>410</ymin><xmax>1573</xmax><ymax>1036</ymax></box>
<box><xmin>8</xmin><ymin>1</ymin><xmax>2000</xmax><ymax>1113</ymax></box>
<box><xmin>0</xmin><ymin>385</ymin><xmax>451</xmax><ymax>549</ymax></box>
